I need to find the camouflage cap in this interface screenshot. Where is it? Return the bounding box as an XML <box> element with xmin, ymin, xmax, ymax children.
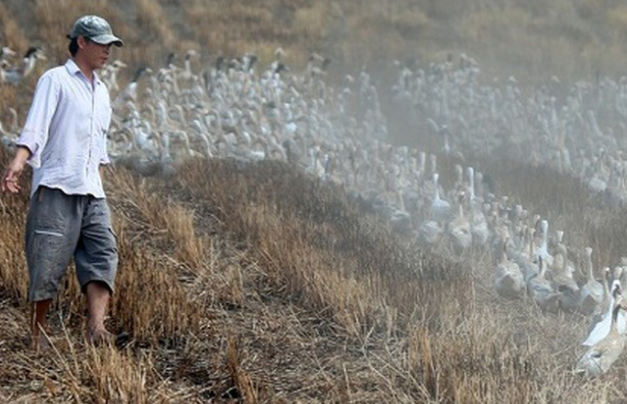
<box><xmin>68</xmin><ymin>15</ymin><xmax>123</xmax><ymax>47</ymax></box>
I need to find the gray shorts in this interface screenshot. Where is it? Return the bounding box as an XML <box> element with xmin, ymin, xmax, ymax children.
<box><xmin>25</xmin><ymin>186</ymin><xmax>118</xmax><ymax>302</ymax></box>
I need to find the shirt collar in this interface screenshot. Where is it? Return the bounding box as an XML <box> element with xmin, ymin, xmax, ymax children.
<box><xmin>65</xmin><ymin>59</ymin><xmax>102</xmax><ymax>86</ymax></box>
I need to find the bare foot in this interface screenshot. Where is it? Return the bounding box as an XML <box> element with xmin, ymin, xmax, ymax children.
<box><xmin>30</xmin><ymin>332</ymin><xmax>51</xmax><ymax>353</ymax></box>
<box><xmin>85</xmin><ymin>328</ymin><xmax>114</xmax><ymax>346</ymax></box>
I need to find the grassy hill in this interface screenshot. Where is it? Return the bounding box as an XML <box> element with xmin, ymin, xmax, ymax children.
<box><xmin>0</xmin><ymin>147</ymin><xmax>473</xmax><ymax>402</ymax></box>
<box><xmin>2</xmin><ymin>0</ymin><xmax>627</xmax><ymax>86</ymax></box>
<box><xmin>3</xmin><ymin>1</ymin><xmax>627</xmax><ymax>403</ymax></box>
<box><xmin>3</xmin><ymin>145</ymin><xmax>625</xmax><ymax>403</ymax></box>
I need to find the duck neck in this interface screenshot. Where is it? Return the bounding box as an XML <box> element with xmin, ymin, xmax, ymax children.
<box><xmin>500</xmin><ymin>239</ymin><xmax>510</xmax><ymax>264</ymax></box>
<box><xmin>559</xmin><ymin>245</ymin><xmax>568</xmax><ymax>273</ymax></box>
<box><xmin>586</xmin><ymin>253</ymin><xmax>594</xmax><ymax>282</ymax></box>
<box><xmin>433</xmin><ymin>175</ymin><xmax>440</xmax><ymax>200</ymax></box>
<box><xmin>538</xmin><ymin>258</ymin><xmax>546</xmax><ymax>279</ymax></box>
<box><xmin>467</xmin><ymin>167</ymin><xmax>475</xmax><ymax>201</ymax></box>
<box><xmin>540</xmin><ymin>224</ymin><xmax>549</xmax><ymax>252</ymax></box>
<box><xmin>611</xmin><ymin>302</ymin><xmax>622</xmax><ymax>334</ymax></box>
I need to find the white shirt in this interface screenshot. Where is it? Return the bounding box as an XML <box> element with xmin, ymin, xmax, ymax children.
<box><xmin>17</xmin><ymin>59</ymin><xmax>112</xmax><ymax>198</ymax></box>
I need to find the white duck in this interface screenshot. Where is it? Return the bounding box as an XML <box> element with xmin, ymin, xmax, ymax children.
<box><xmin>447</xmin><ymin>192</ymin><xmax>472</xmax><ymax>254</ymax></box>
<box><xmin>494</xmin><ymin>237</ymin><xmax>526</xmax><ymax>299</ymax></box>
<box><xmin>550</xmin><ymin>232</ymin><xmax>579</xmax><ymax>311</ymax></box>
<box><xmin>527</xmin><ymin>256</ymin><xmax>560</xmax><ymax>312</ymax></box>
<box><xmin>576</xmin><ymin>286</ymin><xmax>627</xmax><ymax>377</ymax></box>
<box><xmin>534</xmin><ymin>219</ymin><xmax>554</xmax><ymax>267</ymax></box>
<box><xmin>578</xmin><ymin>247</ymin><xmax>605</xmax><ymax>315</ymax></box>
<box><xmin>431</xmin><ymin>172</ymin><xmax>452</xmax><ymax>223</ymax></box>
<box><xmin>582</xmin><ymin>275</ymin><xmax>627</xmax><ymax>347</ymax></box>
<box><xmin>418</xmin><ymin>172</ymin><xmax>451</xmax><ymax>245</ymax></box>
<box><xmin>511</xmin><ymin>225</ymin><xmax>539</xmax><ymax>282</ymax></box>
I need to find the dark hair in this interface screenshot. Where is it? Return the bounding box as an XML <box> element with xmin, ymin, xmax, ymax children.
<box><xmin>68</xmin><ymin>36</ymin><xmax>90</xmax><ymax>56</ymax></box>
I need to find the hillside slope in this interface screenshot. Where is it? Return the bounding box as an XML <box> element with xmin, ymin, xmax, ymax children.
<box><xmin>1</xmin><ymin>0</ymin><xmax>627</xmax><ymax>88</ymax></box>
<box><xmin>3</xmin><ymin>145</ymin><xmax>627</xmax><ymax>402</ymax></box>
<box><xmin>4</xmin><ymin>1</ymin><xmax>627</xmax><ymax>403</ymax></box>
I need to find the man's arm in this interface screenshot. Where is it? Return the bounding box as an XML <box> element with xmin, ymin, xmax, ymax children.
<box><xmin>1</xmin><ymin>146</ymin><xmax>32</xmax><ymax>193</ymax></box>
<box><xmin>17</xmin><ymin>74</ymin><xmax>60</xmax><ymax>169</ymax></box>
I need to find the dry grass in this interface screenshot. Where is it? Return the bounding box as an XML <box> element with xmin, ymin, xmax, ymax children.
<box><xmin>5</xmin><ymin>1</ymin><xmax>627</xmax><ymax>402</ymax></box>
<box><xmin>0</xmin><ymin>3</ymin><xmax>27</xmax><ymax>51</ymax></box>
<box><xmin>0</xmin><ymin>0</ymin><xmax>625</xmax><ymax>90</ymax></box>
<box><xmin>4</xmin><ymin>144</ymin><xmax>627</xmax><ymax>401</ymax></box>
<box><xmin>109</xmin><ymin>171</ymin><xmax>206</xmax><ymax>271</ymax></box>
<box><xmin>33</xmin><ymin>0</ymin><xmax>115</xmax><ymax>64</ymax></box>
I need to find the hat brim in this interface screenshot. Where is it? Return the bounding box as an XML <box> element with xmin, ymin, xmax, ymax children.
<box><xmin>90</xmin><ymin>34</ymin><xmax>124</xmax><ymax>47</ymax></box>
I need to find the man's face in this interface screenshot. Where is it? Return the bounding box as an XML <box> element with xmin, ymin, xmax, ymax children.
<box><xmin>80</xmin><ymin>37</ymin><xmax>112</xmax><ymax>70</ymax></box>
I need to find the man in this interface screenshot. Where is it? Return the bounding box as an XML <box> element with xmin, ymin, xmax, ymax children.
<box><xmin>0</xmin><ymin>15</ymin><xmax>123</xmax><ymax>351</ymax></box>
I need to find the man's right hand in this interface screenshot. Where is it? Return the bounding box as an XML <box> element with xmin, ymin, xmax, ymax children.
<box><xmin>1</xmin><ymin>147</ymin><xmax>31</xmax><ymax>194</ymax></box>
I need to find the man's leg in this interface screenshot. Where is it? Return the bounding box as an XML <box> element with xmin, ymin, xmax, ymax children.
<box><xmin>76</xmin><ymin>197</ymin><xmax>118</xmax><ymax>344</ymax></box>
<box><xmin>30</xmin><ymin>299</ymin><xmax>52</xmax><ymax>352</ymax></box>
<box><xmin>25</xmin><ymin>187</ymin><xmax>81</xmax><ymax>352</ymax></box>
<box><xmin>85</xmin><ymin>281</ymin><xmax>113</xmax><ymax>343</ymax></box>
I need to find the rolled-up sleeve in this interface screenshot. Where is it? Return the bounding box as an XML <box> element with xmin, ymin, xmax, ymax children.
<box><xmin>16</xmin><ymin>74</ymin><xmax>60</xmax><ymax>168</ymax></box>
<box><xmin>100</xmin><ymin>130</ymin><xmax>111</xmax><ymax>165</ymax></box>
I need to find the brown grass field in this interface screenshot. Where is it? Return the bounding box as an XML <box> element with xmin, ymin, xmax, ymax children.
<box><xmin>6</xmin><ymin>147</ymin><xmax>627</xmax><ymax>403</ymax></box>
<box><xmin>3</xmin><ymin>0</ymin><xmax>627</xmax><ymax>403</ymax></box>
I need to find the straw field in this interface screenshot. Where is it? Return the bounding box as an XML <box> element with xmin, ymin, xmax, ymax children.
<box><xmin>2</xmin><ymin>1</ymin><xmax>627</xmax><ymax>403</ymax></box>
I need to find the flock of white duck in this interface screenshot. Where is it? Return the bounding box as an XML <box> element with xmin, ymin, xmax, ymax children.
<box><xmin>2</xmin><ymin>47</ymin><xmax>627</xmax><ymax>377</ymax></box>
